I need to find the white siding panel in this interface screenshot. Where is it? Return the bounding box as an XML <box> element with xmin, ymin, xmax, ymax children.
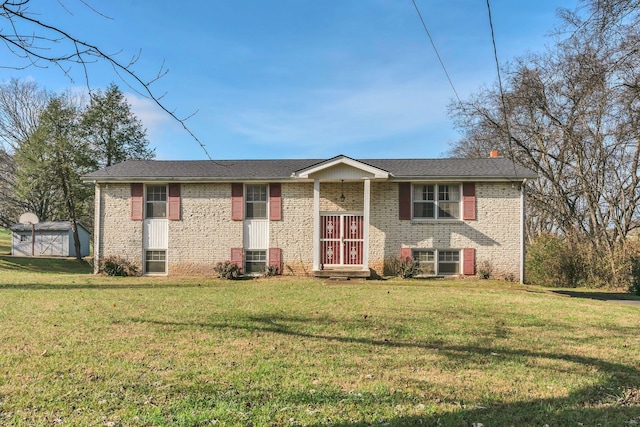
<box><xmin>310</xmin><ymin>164</ymin><xmax>375</xmax><ymax>180</ymax></box>
<box><xmin>244</xmin><ymin>219</ymin><xmax>269</xmax><ymax>249</ymax></box>
<box><xmin>144</xmin><ymin>219</ymin><xmax>168</xmax><ymax>250</ymax></box>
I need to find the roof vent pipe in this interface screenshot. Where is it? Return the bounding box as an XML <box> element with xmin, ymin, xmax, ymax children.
<box><xmin>490</xmin><ymin>150</ymin><xmax>499</xmax><ymax>158</ymax></box>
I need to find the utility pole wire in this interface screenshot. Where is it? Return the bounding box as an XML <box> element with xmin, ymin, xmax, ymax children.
<box><xmin>485</xmin><ymin>0</ymin><xmax>518</xmax><ymax>179</ymax></box>
<box><xmin>411</xmin><ymin>0</ymin><xmax>462</xmax><ymax>105</ymax></box>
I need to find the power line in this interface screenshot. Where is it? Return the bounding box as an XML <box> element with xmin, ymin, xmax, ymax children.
<box><xmin>485</xmin><ymin>0</ymin><xmax>518</xmax><ymax>179</ymax></box>
<box><xmin>411</xmin><ymin>0</ymin><xmax>462</xmax><ymax>105</ymax></box>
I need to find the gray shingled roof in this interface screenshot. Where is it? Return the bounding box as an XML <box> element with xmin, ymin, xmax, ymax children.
<box><xmin>82</xmin><ymin>156</ymin><xmax>537</xmax><ymax>182</ymax></box>
<box><xmin>9</xmin><ymin>221</ymin><xmax>89</xmax><ymax>233</ymax></box>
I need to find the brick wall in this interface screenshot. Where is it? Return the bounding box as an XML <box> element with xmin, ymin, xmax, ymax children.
<box><xmin>97</xmin><ymin>180</ymin><xmax>523</xmax><ymax>279</ymax></box>
<box><xmin>270</xmin><ymin>183</ymin><xmax>313</xmax><ymax>275</ymax></box>
<box><xmin>369</xmin><ymin>181</ymin><xmax>522</xmax><ymax>279</ymax></box>
<box><xmin>97</xmin><ymin>183</ymin><xmax>143</xmax><ymax>269</ymax></box>
<box><xmin>169</xmin><ymin>183</ymin><xmax>243</xmax><ymax>275</ymax></box>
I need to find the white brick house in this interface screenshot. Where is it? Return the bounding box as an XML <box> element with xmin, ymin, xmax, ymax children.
<box><xmin>83</xmin><ymin>154</ymin><xmax>536</xmax><ymax>281</ymax></box>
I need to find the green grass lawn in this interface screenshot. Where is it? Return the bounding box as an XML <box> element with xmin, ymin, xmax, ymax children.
<box><xmin>0</xmin><ymin>227</ymin><xmax>92</xmax><ymax>274</ymax></box>
<box><xmin>0</xmin><ymin>227</ymin><xmax>10</xmax><ymax>255</ymax></box>
<box><xmin>0</xmin><ymin>268</ymin><xmax>639</xmax><ymax>426</ymax></box>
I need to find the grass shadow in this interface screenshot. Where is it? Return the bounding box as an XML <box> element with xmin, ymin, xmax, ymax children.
<box><xmin>552</xmin><ymin>290</ymin><xmax>640</xmax><ymax>304</ymax></box>
<box><xmin>0</xmin><ymin>255</ymin><xmax>92</xmax><ymax>274</ymax></box>
<box><xmin>139</xmin><ymin>313</ymin><xmax>640</xmax><ymax>425</ymax></box>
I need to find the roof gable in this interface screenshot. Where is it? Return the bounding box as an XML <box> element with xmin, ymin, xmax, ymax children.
<box><xmin>293</xmin><ymin>155</ymin><xmax>389</xmax><ymax>179</ymax></box>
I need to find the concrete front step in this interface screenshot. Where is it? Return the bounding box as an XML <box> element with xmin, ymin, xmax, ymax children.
<box><xmin>312</xmin><ymin>268</ymin><xmax>371</xmax><ymax>278</ymax></box>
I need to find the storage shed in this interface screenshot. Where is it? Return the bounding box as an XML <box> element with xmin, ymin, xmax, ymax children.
<box><xmin>9</xmin><ymin>221</ymin><xmax>91</xmax><ymax>257</ymax></box>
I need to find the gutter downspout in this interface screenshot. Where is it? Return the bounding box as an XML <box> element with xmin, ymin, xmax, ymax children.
<box><xmin>520</xmin><ymin>179</ymin><xmax>527</xmax><ymax>284</ymax></box>
<box><xmin>94</xmin><ymin>181</ymin><xmax>101</xmax><ymax>274</ymax></box>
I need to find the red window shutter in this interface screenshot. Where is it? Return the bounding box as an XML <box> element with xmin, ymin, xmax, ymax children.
<box><xmin>130</xmin><ymin>183</ymin><xmax>143</xmax><ymax>220</ymax></box>
<box><xmin>168</xmin><ymin>183</ymin><xmax>181</xmax><ymax>220</ymax></box>
<box><xmin>268</xmin><ymin>247</ymin><xmax>282</xmax><ymax>274</ymax></box>
<box><xmin>463</xmin><ymin>248</ymin><xmax>475</xmax><ymax>275</ymax></box>
<box><xmin>269</xmin><ymin>183</ymin><xmax>282</xmax><ymax>221</ymax></box>
<box><xmin>400</xmin><ymin>247</ymin><xmax>412</xmax><ymax>261</ymax></box>
<box><xmin>462</xmin><ymin>182</ymin><xmax>476</xmax><ymax>220</ymax></box>
<box><xmin>231</xmin><ymin>183</ymin><xmax>243</xmax><ymax>220</ymax></box>
<box><xmin>398</xmin><ymin>183</ymin><xmax>411</xmax><ymax>220</ymax></box>
<box><xmin>230</xmin><ymin>248</ymin><xmax>243</xmax><ymax>271</ymax></box>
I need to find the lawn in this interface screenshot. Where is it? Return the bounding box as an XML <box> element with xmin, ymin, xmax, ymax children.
<box><xmin>0</xmin><ymin>227</ymin><xmax>10</xmax><ymax>254</ymax></box>
<box><xmin>0</xmin><ymin>261</ymin><xmax>639</xmax><ymax>425</ymax></box>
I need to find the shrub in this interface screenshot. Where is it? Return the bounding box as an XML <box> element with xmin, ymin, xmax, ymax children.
<box><xmin>100</xmin><ymin>256</ymin><xmax>140</xmax><ymax>277</ymax></box>
<box><xmin>214</xmin><ymin>261</ymin><xmax>241</xmax><ymax>280</ymax></box>
<box><xmin>477</xmin><ymin>259</ymin><xmax>494</xmax><ymax>279</ymax></box>
<box><xmin>385</xmin><ymin>255</ymin><xmax>422</xmax><ymax>278</ymax></box>
<box><xmin>263</xmin><ymin>264</ymin><xmax>279</xmax><ymax>277</ymax></box>
<box><xmin>626</xmin><ymin>242</ymin><xmax>640</xmax><ymax>295</ymax></box>
<box><xmin>526</xmin><ymin>234</ymin><xmax>581</xmax><ymax>287</ymax></box>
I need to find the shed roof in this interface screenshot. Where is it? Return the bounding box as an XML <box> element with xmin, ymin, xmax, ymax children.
<box><xmin>82</xmin><ymin>155</ymin><xmax>537</xmax><ymax>182</ymax></box>
<box><xmin>9</xmin><ymin>221</ymin><xmax>89</xmax><ymax>233</ymax></box>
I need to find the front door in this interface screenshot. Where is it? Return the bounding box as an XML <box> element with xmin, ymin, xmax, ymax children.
<box><xmin>320</xmin><ymin>214</ymin><xmax>364</xmax><ymax>266</ymax></box>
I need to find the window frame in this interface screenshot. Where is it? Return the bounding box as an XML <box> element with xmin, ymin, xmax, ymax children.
<box><xmin>245</xmin><ymin>249</ymin><xmax>267</xmax><ymax>274</ymax></box>
<box><xmin>145</xmin><ymin>184</ymin><xmax>167</xmax><ymax>219</ymax></box>
<box><xmin>437</xmin><ymin>250</ymin><xmax>461</xmax><ymax>275</ymax></box>
<box><xmin>413</xmin><ymin>249</ymin><xmax>436</xmax><ymax>275</ymax></box>
<box><xmin>245</xmin><ymin>184</ymin><xmax>268</xmax><ymax>219</ymax></box>
<box><xmin>145</xmin><ymin>249</ymin><xmax>167</xmax><ymax>274</ymax></box>
<box><xmin>413</xmin><ymin>249</ymin><xmax>461</xmax><ymax>276</ymax></box>
<box><xmin>412</xmin><ymin>183</ymin><xmax>461</xmax><ymax>220</ymax></box>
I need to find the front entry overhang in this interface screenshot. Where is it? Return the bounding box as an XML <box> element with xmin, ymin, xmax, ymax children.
<box><xmin>293</xmin><ymin>155</ymin><xmax>391</xmax><ymax>278</ymax></box>
<box><xmin>292</xmin><ymin>155</ymin><xmax>390</xmax><ymax>180</ymax></box>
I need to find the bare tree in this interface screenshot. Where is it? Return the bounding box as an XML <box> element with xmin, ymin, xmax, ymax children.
<box><xmin>0</xmin><ymin>78</ymin><xmax>50</xmax><ymax>226</ymax></box>
<box><xmin>0</xmin><ymin>0</ymin><xmax>209</xmax><ymax>158</ymax></box>
<box><xmin>449</xmin><ymin>0</ymin><xmax>640</xmax><ymax>282</ymax></box>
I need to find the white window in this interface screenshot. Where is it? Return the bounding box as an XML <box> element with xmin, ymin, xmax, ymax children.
<box><xmin>146</xmin><ymin>185</ymin><xmax>167</xmax><ymax>218</ymax></box>
<box><xmin>20</xmin><ymin>235</ymin><xmax>30</xmax><ymax>242</ymax></box>
<box><xmin>413</xmin><ymin>184</ymin><xmax>460</xmax><ymax>219</ymax></box>
<box><xmin>245</xmin><ymin>250</ymin><xmax>266</xmax><ymax>274</ymax></box>
<box><xmin>145</xmin><ymin>250</ymin><xmax>166</xmax><ymax>274</ymax></box>
<box><xmin>438</xmin><ymin>250</ymin><xmax>460</xmax><ymax>274</ymax></box>
<box><xmin>246</xmin><ymin>185</ymin><xmax>267</xmax><ymax>219</ymax></box>
<box><xmin>413</xmin><ymin>250</ymin><xmax>435</xmax><ymax>274</ymax></box>
<box><xmin>413</xmin><ymin>249</ymin><xmax>460</xmax><ymax>275</ymax></box>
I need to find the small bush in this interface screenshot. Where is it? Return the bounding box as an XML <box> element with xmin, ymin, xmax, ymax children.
<box><xmin>526</xmin><ymin>234</ymin><xmax>582</xmax><ymax>287</ymax></box>
<box><xmin>385</xmin><ymin>255</ymin><xmax>422</xmax><ymax>278</ymax></box>
<box><xmin>477</xmin><ymin>259</ymin><xmax>494</xmax><ymax>279</ymax></box>
<box><xmin>627</xmin><ymin>244</ymin><xmax>640</xmax><ymax>295</ymax></box>
<box><xmin>100</xmin><ymin>256</ymin><xmax>140</xmax><ymax>277</ymax></box>
<box><xmin>214</xmin><ymin>261</ymin><xmax>241</xmax><ymax>280</ymax></box>
<box><xmin>263</xmin><ymin>264</ymin><xmax>279</xmax><ymax>277</ymax></box>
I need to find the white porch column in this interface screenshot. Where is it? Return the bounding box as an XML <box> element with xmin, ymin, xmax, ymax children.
<box><xmin>313</xmin><ymin>179</ymin><xmax>320</xmax><ymax>271</ymax></box>
<box><xmin>363</xmin><ymin>178</ymin><xmax>370</xmax><ymax>271</ymax></box>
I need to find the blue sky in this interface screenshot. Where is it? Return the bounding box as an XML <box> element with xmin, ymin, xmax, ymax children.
<box><xmin>1</xmin><ymin>0</ymin><xmax>578</xmax><ymax>160</ymax></box>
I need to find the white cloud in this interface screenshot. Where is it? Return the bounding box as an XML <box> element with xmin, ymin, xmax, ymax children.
<box><xmin>222</xmin><ymin>76</ymin><xmax>454</xmax><ymax>150</ymax></box>
<box><xmin>124</xmin><ymin>92</ymin><xmax>174</xmax><ymax>135</ymax></box>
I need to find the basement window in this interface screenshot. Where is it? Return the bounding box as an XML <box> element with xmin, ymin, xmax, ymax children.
<box><xmin>245</xmin><ymin>250</ymin><xmax>266</xmax><ymax>274</ymax></box>
<box><xmin>145</xmin><ymin>250</ymin><xmax>166</xmax><ymax>274</ymax></box>
<box><xmin>413</xmin><ymin>249</ymin><xmax>460</xmax><ymax>275</ymax></box>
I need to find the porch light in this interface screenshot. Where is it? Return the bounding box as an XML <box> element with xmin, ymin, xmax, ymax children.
<box><xmin>340</xmin><ymin>180</ymin><xmax>345</xmax><ymax>202</ymax></box>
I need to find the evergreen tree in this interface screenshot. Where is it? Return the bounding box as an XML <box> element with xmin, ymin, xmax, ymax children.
<box><xmin>81</xmin><ymin>83</ymin><xmax>154</xmax><ymax>167</ymax></box>
<box><xmin>15</xmin><ymin>95</ymin><xmax>95</xmax><ymax>259</ymax></box>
